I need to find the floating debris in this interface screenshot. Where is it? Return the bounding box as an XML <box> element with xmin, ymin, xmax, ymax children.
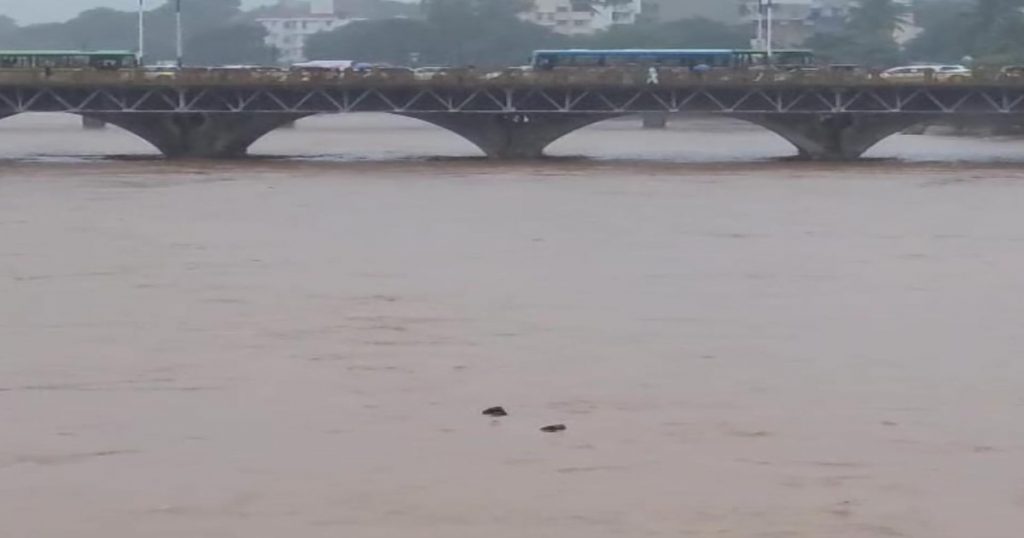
<box><xmin>482</xmin><ymin>406</ymin><xmax>508</xmax><ymax>417</ymax></box>
<box><xmin>540</xmin><ymin>424</ymin><xmax>567</xmax><ymax>433</ymax></box>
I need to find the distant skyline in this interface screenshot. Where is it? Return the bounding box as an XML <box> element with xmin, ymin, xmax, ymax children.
<box><xmin>0</xmin><ymin>0</ymin><xmax>414</xmax><ymax>25</ymax></box>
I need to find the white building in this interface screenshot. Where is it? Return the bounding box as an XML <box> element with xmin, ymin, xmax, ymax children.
<box><xmin>257</xmin><ymin>1</ymin><xmax>360</xmax><ymax>64</ymax></box>
<box><xmin>525</xmin><ymin>0</ymin><xmax>644</xmax><ymax>35</ymax></box>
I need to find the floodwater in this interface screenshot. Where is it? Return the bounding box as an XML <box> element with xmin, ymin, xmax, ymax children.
<box><xmin>2</xmin><ymin>113</ymin><xmax>1024</xmax><ymax>538</ymax></box>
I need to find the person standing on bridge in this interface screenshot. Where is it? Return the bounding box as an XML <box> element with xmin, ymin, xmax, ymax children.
<box><xmin>647</xmin><ymin>66</ymin><xmax>659</xmax><ymax>86</ymax></box>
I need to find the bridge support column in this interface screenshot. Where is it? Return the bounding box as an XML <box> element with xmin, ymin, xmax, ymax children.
<box><xmin>403</xmin><ymin>113</ymin><xmax>613</xmax><ymax>159</ymax></box>
<box><xmin>743</xmin><ymin>114</ymin><xmax>924</xmax><ymax>161</ymax></box>
<box><xmin>82</xmin><ymin>116</ymin><xmax>107</xmax><ymax>130</ymax></box>
<box><xmin>84</xmin><ymin>112</ymin><xmax>308</xmax><ymax>158</ymax></box>
<box><xmin>642</xmin><ymin>112</ymin><xmax>669</xmax><ymax>129</ymax></box>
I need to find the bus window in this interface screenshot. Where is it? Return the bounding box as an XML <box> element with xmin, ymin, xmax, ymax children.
<box><xmin>606</xmin><ymin>55</ymin><xmax>631</xmax><ymax>67</ymax></box>
<box><xmin>568</xmin><ymin>55</ymin><xmax>601</xmax><ymax>67</ymax></box>
<box><xmin>529</xmin><ymin>49</ymin><xmax>775</xmax><ymax>70</ymax></box>
<box><xmin>0</xmin><ymin>51</ymin><xmax>139</xmax><ymax>70</ymax></box>
<box><xmin>536</xmin><ymin>54</ymin><xmax>556</xmax><ymax>69</ymax></box>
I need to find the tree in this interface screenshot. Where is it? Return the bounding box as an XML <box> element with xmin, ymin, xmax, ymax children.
<box><xmin>579</xmin><ymin>18</ymin><xmax>749</xmax><ymax>50</ymax></box>
<box><xmin>185</xmin><ymin>23</ymin><xmax>277</xmax><ymax>66</ymax></box>
<box><xmin>64</xmin><ymin>8</ymin><xmax>138</xmax><ymax>51</ymax></box>
<box><xmin>0</xmin><ymin>16</ymin><xmax>20</xmax><ymax>48</ymax></box>
<box><xmin>968</xmin><ymin>0</ymin><xmax>1024</xmax><ymax>62</ymax></box>
<box><xmin>906</xmin><ymin>0</ymin><xmax>1024</xmax><ymax>64</ymax></box>
<box><xmin>905</xmin><ymin>1</ymin><xmax>977</xmax><ymax>63</ymax></box>
<box><xmin>0</xmin><ymin>0</ymin><xmax>272</xmax><ymax>65</ymax></box>
<box><xmin>421</xmin><ymin>0</ymin><xmax>533</xmax><ymax>20</ymax></box>
<box><xmin>308</xmin><ymin>1</ymin><xmax>566</xmax><ymax>67</ymax></box>
<box><xmin>306</xmin><ymin>18</ymin><xmax>440</xmax><ymax>64</ymax></box>
<box><xmin>421</xmin><ymin>0</ymin><xmax>555</xmax><ymax>65</ymax></box>
<box><xmin>0</xmin><ymin>15</ymin><xmax>17</xmax><ymax>34</ymax></box>
<box><xmin>847</xmin><ymin>0</ymin><xmax>910</xmax><ymax>42</ymax></box>
<box><xmin>802</xmin><ymin>0</ymin><xmax>909</xmax><ymax>66</ymax></box>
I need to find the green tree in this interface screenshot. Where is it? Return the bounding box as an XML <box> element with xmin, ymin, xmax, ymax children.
<box><xmin>421</xmin><ymin>0</ymin><xmax>554</xmax><ymax>65</ymax></box>
<box><xmin>0</xmin><ymin>0</ymin><xmax>270</xmax><ymax>65</ymax></box>
<box><xmin>421</xmin><ymin>0</ymin><xmax>532</xmax><ymax>20</ymax></box>
<box><xmin>969</xmin><ymin>0</ymin><xmax>1024</xmax><ymax>62</ymax></box>
<box><xmin>0</xmin><ymin>15</ymin><xmax>17</xmax><ymax>34</ymax></box>
<box><xmin>905</xmin><ymin>1</ymin><xmax>977</xmax><ymax>62</ymax></box>
<box><xmin>0</xmin><ymin>16</ymin><xmax>21</xmax><ymax>48</ymax></box>
<box><xmin>185</xmin><ymin>23</ymin><xmax>277</xmax><ymax>66</ymax></box>
<box><xmin>579</xmin><ymin>18</ymin><xmax>748</xmax><ymax>49</ymax></box>
<box><xmin>847</xmin><ymin>0</ymin><xmax>910</xmax><ymax>42</ymax></box>
<box><xmin>803</xmin><ymin>0</ymin><xmax>909</xmax><ymax>66</ymax></box>
<box><xmin>306</xmin><ymin>18</ymin><xmax>440</xmax><ymax>64</ymax></box>
<box><xmin>906</xmin><ymin>0</ymin><xmax>1024</xmax><ymax>64</ymax></box>
<box><xmin>308</xmin><ymin>1</ymin><xmax>565</xmax><ymax>67</ymax></box>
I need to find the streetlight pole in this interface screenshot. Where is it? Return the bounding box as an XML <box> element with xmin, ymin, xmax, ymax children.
<box><xmin>137</xmin><ymin>0</ymin><xmax>145</xmax><ymax>66</ymax></box>
<box><xmin>176</xmin><ymin>0</ymin><xmax>184</xmax><ymax>68</ymax></box>
<box><xmin>755</xmin><ymin>0</ymin><xmax>764</xmax><ymax>50</ymax></box>
<box><xmin>766</xmin><ymin>0</ymin><xmax>774</xmax><ymax>63</ymax></box>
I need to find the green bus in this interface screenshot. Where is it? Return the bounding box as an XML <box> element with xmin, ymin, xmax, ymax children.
<box><xmin>0</xmin><ymin>50</ymin><xmax>139</xmax><ymax>70</ymax></box>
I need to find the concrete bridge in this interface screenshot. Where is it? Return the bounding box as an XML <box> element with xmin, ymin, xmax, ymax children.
<box><xmin>2</xmin><ymin>68</ymin><xmax>1024</xmax><ymax>160</ymax></box>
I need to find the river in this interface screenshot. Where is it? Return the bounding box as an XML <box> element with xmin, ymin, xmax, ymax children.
<box><xmin>1</xmin><ymin>113</ymin><xmax>1023</xmax><ymax>537</ymax></box>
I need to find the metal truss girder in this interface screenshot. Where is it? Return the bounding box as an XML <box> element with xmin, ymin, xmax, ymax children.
<box><xmin>6</xmin><ymin>84</ymin><xmax>1024</xmax><ymax>116</ymax></box>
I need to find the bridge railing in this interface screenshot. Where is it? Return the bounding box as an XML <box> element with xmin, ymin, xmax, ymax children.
<box><xmin>0</xmin><ymin>66</ymin><xmax>1018</xmax><ymax>88</ymax></box>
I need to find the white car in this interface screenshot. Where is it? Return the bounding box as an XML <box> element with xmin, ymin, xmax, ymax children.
<box><xmin>880</xmin><ymin>64</ymin><xmax>972</xmax><ymax>82</ymax></box>
<box><xmin>292</xmin><ymin>60</ymin><xmax>354</xmax><ymax>71</ymax></box>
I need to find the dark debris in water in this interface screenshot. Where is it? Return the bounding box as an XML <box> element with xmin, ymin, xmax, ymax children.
<box><xmin>482</xmin><ymin>406</ymin><xmax>508</xmax><ymax>417</ymax></box>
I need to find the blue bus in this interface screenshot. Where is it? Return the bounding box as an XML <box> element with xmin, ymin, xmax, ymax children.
<box><xmin>530</xmin><ymin>49</ymin><xmax>815</xmax><ymax>70</ymax></box>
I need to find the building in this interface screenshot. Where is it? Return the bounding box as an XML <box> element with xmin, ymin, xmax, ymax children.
<box><xmin>255</xmin><ymin>0</ymin><xmax>417</xmax><ymax>64</ymax></box>
<box><xmin>256</xmin><ymin>1</ymin><xmax>356</xmax><ymax>64</ymax></box>
<box><xmin>524</xmin><ymin>0</ymin><xmax>644</xmax><ymax>35</ymax></box>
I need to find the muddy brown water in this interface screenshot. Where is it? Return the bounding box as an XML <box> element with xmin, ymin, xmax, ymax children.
<box><xmin>2</xmin><ymin>113</ymin><xmax>1023</xmax><ymax>537</ymax></box>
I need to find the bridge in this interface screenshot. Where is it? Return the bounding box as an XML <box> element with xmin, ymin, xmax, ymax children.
<box><xmin>2</xmin><ymin>68</ymin><xmax>1024</xmax><ymax>160</ymax></box>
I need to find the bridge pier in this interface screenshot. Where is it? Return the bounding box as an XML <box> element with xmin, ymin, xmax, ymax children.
<box><xmin>84</xmin><ymin>112</ymin><xmax>308</xmax><ymax>158</ymax></box>
<box><xmin>81</xmin><ymin>116</ymin><xmax>107</xmax><ymax>130</ymax></box>
<box><xmin>642</xmin><ymin>112</ymin><xmax>669</xmax><ymax>129</ymax></box>
<box><xmin>743</xmin><ymin>114</ymin><xmax>924</xmax><ymax>161</ymax></box>
<box><xmin>403</xmin><ymin>113</ymin><xmax>613</xmax><ymax>159</ymax></box>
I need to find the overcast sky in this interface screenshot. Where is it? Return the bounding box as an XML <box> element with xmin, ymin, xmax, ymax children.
<box><xmin>0</xmin><ymin>0</ymin><xmax>414</xmax><ymax>24</ymax></box>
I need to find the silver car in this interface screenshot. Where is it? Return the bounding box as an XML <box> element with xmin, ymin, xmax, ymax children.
<box><xmin>880</xmin><ymin>64</ymin><xmax>972</xmax><ymax>82</ymax></box>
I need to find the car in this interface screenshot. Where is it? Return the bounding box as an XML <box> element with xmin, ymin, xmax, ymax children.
<box><xmin>142</xmin><ymin>62</ymin><xmax>179</xmax><ymax>80</ymax></box>
<box><xmin>999</xmin><ymin>65</ymin><xmax>1024</xmax><ymax>80</ymax></box>
<box><xmin>291</xmin><ymin>60</ymin><xmax>354</xmax><ymax>71</ymax></box>
<box><xmin>413</xmin><ymin>66</ymin><xmax>452</xmax><ymax>80</ymax></box>
<box><xmin>880</xmin><ymin>64</ymin><xmax>972</xmax><ymax>82</ymax></box>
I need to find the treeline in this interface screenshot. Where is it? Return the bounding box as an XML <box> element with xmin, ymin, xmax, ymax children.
<box><xmin>805</xmin><ymin>0</ymin><xmax>1024</xmax><ymax>66</ymax></box>
<box><xmin>308</xmin><ymin>0</ymin><xmax>1024</xmax><ymax>68</ymax></box>
<box><xmin>0</xmin><ymin>0</ymin><xmax>274</xmax><ymax>66</ymax></box>
<box><xmin>3</xmin><ymin>0</ymin><xmax>1024</xmax><ymax>68</ymax></box>
<box><xmin>305</xmin><ymin>0</ymin><xmax>748</xmax><ymax>66</ymax></box>
<box><xmin>906</xmin><ymin>0</ymin><xmax>1024</xmax><ymax>64</ymax></box>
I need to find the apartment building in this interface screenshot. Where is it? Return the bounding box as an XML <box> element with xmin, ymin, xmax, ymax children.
<box><xmin>524</xmin><ymin>0</ymin><xmax>644</xmax><ymax>35</ymax></box>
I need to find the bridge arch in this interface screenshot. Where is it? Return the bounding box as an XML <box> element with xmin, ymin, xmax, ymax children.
<box><xmin>81</xmin><ymin>112</ymin><xmax>312</xmax><ymax>159</ymax></box>
<box><xmin>398</xmin><ymin>112</ymin><xmax>620</xmax><ymax>159</ymax></box>
<box><xmin>732</xmin><ymin>113</ymin><xmax>928</xmax><ymax>161</ymax></box>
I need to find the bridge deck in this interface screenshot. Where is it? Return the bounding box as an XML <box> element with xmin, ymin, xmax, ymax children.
<box><xmin>0</xmin><ymin>68</ymin><xmax>1022</xmax><ymax>116</ymax></box>
<box><xmin>2</xmin><ymin>68</ymin><xmax>1022</xmax><ymax>161</ymax></box>
<box><xmin>0</xmin><ymin>67</ymin><xmax>1021</xmax><ymax>89</ymax></box>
